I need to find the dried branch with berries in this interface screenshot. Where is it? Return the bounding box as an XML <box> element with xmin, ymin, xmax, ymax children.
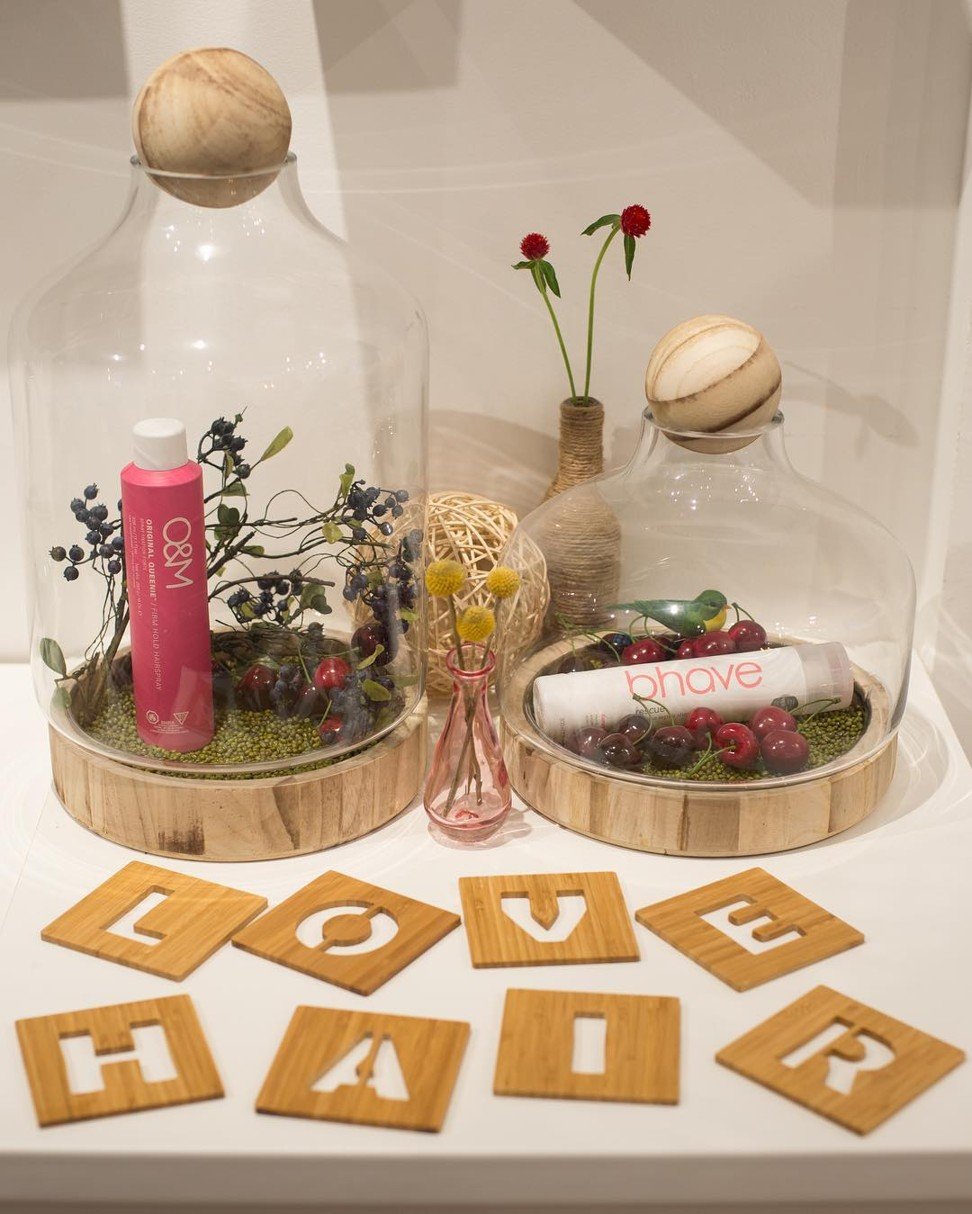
<box><xmin>43</xmin><ymin>414</ymin><xmax>421</xmax><ymax>747</ymax></box>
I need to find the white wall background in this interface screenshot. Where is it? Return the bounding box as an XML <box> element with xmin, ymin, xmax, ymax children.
<box><xmin>2</xmin><ymin>0</ymin><xmax>971</xmax><ymax>743</ymax></box>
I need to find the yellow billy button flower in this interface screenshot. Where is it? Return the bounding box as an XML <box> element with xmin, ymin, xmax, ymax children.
<box><xmin>485</xmin><ymin>564</ymin><xmax>521</xmax><ymax>600</ymax></box>
<box><xmin>456</xmin><ymin>604</ymin><xmax>496</xmax><ymax>644</ymax></box>
<box><xmin>425</xmin><ymin>559</ymin><xmax>466</xmax><ymax>597</ymax></box>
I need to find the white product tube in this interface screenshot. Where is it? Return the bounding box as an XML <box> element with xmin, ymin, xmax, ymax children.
<box><xmin>533</xmin><ymin>642</ymin><xmax>854</xmax><ymax>744</ymax></box>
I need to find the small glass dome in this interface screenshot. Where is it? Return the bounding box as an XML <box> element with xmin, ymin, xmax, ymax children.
<box><xmin>10</xmin><ymin>155</ymin><xmax>427</xmax><ymax>777</ymax></box>
<box><xmin>499</xmin><ymin>408</ymin><xmax>914</xmax><ymax>792</ymax></box>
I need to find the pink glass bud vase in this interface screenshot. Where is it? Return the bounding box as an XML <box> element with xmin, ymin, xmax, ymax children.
<box><xmin>424</xmin><ymin>646</ymin><xmax>512</xmax><ymax>840</ymax></box>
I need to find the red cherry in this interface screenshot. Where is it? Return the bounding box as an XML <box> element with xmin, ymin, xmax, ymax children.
<box><xmin>568</xmin><ymin>725</ymin><xmax>606</xmax><ymax>758</ymax></box>
<box><xmin>236</xmin><ymin>663</ymin><xmax>275</xmax><ymax>711</ymax></box>
<box><xmin>695</xmin><ymin>630</ymin><xmax>736</xmax><ymax>657</ymax></box>
<box><xmin>685</xmin><ymin>707</ymin><xmax>724</xmax><ymax>738</ymax></box>
<box><xmin>617</xmin><ymin>712</ymin><xmax>653</xmax><ymax>747</ymax></box>
<box><xmin>313</xmin><ymin>657</ymin><xmax>351</xmax><ymax>692</ymax></box>
<box><xmin>761</xmin><ymin>728</ymin><xmax>810</xmax><ymax>775</ymax></box>
<box><xmin>649</xmin><ymin>725</ymin><xmax>696</xmax><ymax>768</ymax></box>
<box><xmin>727</xmin><ymin>619</ymin><xmax>767</xmax><ymax>652</ymax></box>
<box><xmin>714</xmin><ymin>722</ymin><xmax>759</xmax><ymax>769</ymax></box>
<box><xmin>750</xmin><ymin>705</ymin><xmax>797</xmax><ymax>741</ymax></box>
<box><xmin>596</xmin><ymin>732</ymin><xmax>641</xmax><ymax>768</ymax></box>
<box><xmin>621</xmin><ymin>638</ymin><xmax>666</xmax><ymax>665</ymax></box>
<box><xmin>318</xmin><ymin>715</ymin><xmax>345</xmax><ymax>745</ymax></box>
<box><xmin>676</xmin><ymin>638</ymin><xmax>697</xmax><ymax>660</ymax></box>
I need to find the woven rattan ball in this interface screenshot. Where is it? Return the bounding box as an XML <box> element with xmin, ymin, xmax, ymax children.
<box><xmin>425</xmin><ymin>491</ymin><xmax>548</xmax><ymax>695</ymax></box>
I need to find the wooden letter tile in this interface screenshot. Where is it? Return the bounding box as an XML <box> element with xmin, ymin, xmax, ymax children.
<box><xmin>41</xmin><ymin>860</ymin><xmax>267</xmax><ymax>982</ymax></box>
<box><xmin>16</xmin><ymin>994</ymin><xmax>223</xmax><ymax>1127</ymax></box>
<box><xmin>257</xmin><ymin>1006</ymin><xmax>469</xmax><ymax>1132</ymax></box>
<box><xmin>232</xmin><ymin>870</ymin><xmax>460</xmax><ymax>995</ymax></box>
<box><xmin>494</xmin><ymin>989</ymin><xmax>679</xmax><ymax>1104</ymax></box>
<box><xmin>635</xmin><ymin>867</ymin><xmax>863</xmax><ymax>990</ymax></box>
<box><xmin>459</xmin><ymin>871</ymin><xmax>639</xmax><ymax>968</ymax></box>
<box><xmin>717</xmin><ymin>985</ymin><xmax>965</xmax><ymax>1134</ymax></box>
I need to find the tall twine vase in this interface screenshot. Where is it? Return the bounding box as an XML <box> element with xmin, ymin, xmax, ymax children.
<box><xmin>542</xmin><ymin>399</ymin><xmax>621</xmax><ymax>628</ymax></box>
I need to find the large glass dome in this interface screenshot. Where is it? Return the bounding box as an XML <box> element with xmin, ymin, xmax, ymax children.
<box><xmin>10</xmin><ymin>155</ymin><xmax>428</xmax><ymax>778</ymax></box>
<box><xmin>499</xmin><ymin>408</ymin><xmax>914</xmax><ymax>800</ymax></box>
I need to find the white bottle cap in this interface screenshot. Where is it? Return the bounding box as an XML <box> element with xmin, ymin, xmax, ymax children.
<box><xmin>132</xmin><ymin>417</ymin><xmax>188</xmax><ymax>471</ymax></box>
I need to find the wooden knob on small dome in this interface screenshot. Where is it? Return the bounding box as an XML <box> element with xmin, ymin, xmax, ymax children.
<box><xmin>645</xmin><ymin>315</ymin><xmax>782</xmax><ymax>452</ymax></box>
<box><xmin>132</xmin><ymin>47</ymin><xmax>292</xmax><ymax>208</ymax></box>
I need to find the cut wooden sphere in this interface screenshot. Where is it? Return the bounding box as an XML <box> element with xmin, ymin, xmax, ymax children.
<box><xmin>133</xmin><ymin>47</ymin><xmax>292</xmax><ymax>208</ymax></box>
<box><xmin>645</xmin><ymin>315</ymin><xmax>782</xmax><ymax>452</ymax></box>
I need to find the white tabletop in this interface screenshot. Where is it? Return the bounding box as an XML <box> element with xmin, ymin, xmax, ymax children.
<box><xmin>0</xmin><ymin>660</ymin><xmax>969</xmax><ymax>1210</ymax></box>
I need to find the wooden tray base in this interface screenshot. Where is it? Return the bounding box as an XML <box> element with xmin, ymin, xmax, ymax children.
<box><xmin>49</xmin><ymin>699</ymin><xmax>428</xmax><ymax>862</ymax></box>
<box><xmin>501</xmin><ymin>643</ymin><xmax>897</xmax><ymax>858</ymax></box>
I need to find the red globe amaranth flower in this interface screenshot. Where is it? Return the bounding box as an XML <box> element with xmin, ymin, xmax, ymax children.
<box><xmin>620</xmin><ymin>205</ymin><xmax>651</xmax><ymax>238</ymax></box>
<box><xmin>520</xmin><ymin>232</ymin><xmax>550</xmax><ymax>261</ymax></box>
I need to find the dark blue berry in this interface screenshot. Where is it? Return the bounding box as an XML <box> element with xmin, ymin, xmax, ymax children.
<box><xmin>85</xmin><ymin>530</ymin><xmax>101</xmax><ymax>545</ymax></box>
<box><xmin>91</xmin><ymin>504</ymin><xmax>108</xmax><ymax>521</ymax></box>
<box><xmin>74</xmin><ymin>511</ymin><xmax>87</xmax><ymax>523</ymax></box>
<box><xmin>83</xmin><ymin>484</ymin><xmax>98</xmax><ymax>500</ymax></box>
<box><xmin>63</xmin><ymin>565</ymin><xmax>79</xmax><ymax>581</ymax></box>
<box><xmin>68</xmin><ymin>545</ymin><xmax>84</xmax><ymax>562</ymax></box>
<box><xmin>111</xmin><ymin>535</ymin><xmax>124</xmax><ymax>552</ymax></box>
<box><xmin>99</xmin><ymin>545</ymin><xmax>112</xmax><ymax>558</ymax></box>
<box><xmin>107</xmin><ymin>559</ymin><xmax>122</xmax><ymax>575</ymax></box>
<box><xmin>391</xmin><ymin>505</ymin><xmax>403</xmax><ymax>519</ymax></box>
<box><xmin>372</xmin><ymin>504</ymin><xmax>387</xmax><ymax>517</ymax></box>
<box><xmin>343</xmin><ymin>586</ymin><xmax>357</xmax><ymax>601</ymax></box>
<box><xmin>379</xmin><ymin>522</ymin><xmax>394</xmax><ymax>536</ymax></box>
<box><xmin>237</xmin><ymin>464</ymin><xmax>250</xmax><ymax>479</ymax></box>
<box><xmin>70</xmin><ymin>498</ymin><xmax>84</xmax><ymax>513</ymax></box>
<box><xmin>49</xmin><ymin>546</ymin><xmax>66</xmax><ymax>561</ymax></box>
<box><xmin>395</xmin><ymin>489</ymin><xmax>409</xmax><ymax>502</ymax></box>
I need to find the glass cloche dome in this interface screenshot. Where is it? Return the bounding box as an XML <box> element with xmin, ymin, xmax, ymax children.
<box><xmin>10</xmin><ymin>152</ymin><xmax>427</xmax><ymax>780</ymax></box>
<box><xmin>498</xmin><ymin>320</ymin><xmax>914</xmax><ymax>831</ymax></box>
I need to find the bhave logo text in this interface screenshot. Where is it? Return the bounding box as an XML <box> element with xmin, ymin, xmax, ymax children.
<box><xmin>625</xmin><ymin>658</ymin><xmax>763</xmax><ymax>700</ymax></box>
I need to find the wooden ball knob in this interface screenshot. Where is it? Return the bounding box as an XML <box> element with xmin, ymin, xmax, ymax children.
<box><xmin>133</xmin><ymin>48</ymin><xmax>292</xmax><ymax>208</ymax></box>
<box><xmin>645</xmin><ymin>315</ymin><xmax>782</xmax><ymax>452</ymax></box>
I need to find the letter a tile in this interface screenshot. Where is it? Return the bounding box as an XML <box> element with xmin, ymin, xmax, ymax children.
<box><xmin>233</xmin><ymin>871</ymin><xmax>461</xmax><ymax>995</ymax></box>
<box><xmin>41</xmin><ymin>860</ymin><xmax>267</xmax><ymax>981</ymax></box>
<box><xmin>16</xmin><ymin>994</ymin><xmax>223</xmax><ymax>1127</ymax></box>
<box><xmin>717</xmin><ymin>985</ymin><xmax>964</xmax><ymax>1134</ymax></box>
<box><xmin>636</xmin><ymin>867</ymin><xmax>863</xmax><ymax>990</ymax></box>
<box><xmin>459</xmin><ymin>872</ymin><xmax>639</xmax><ymax>968</ymax></box>
<box><xmin>257</xmin><ymin>1006</ymin><xmax>469</xmax><ymax>1132</ymax></box>
<box><xmin>494</xmin><ymin>989</ymin><xmax>679</xmax><ymax>1104</ymax></box>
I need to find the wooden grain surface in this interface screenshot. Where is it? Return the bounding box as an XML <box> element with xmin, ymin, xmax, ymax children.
<box><xmin>716</xmin><ymin>985</ymin><xmax>965</xmax><ymax>1135</ymax></box>
<box><xmin>636</xmin><ymin>867</ymin><xmax>864</xmax><ymax>991</ymax></box>
<box><xmin>494</xmin><ymin>988</ymin><xmax>679</xmax><ymax>1104</ymax></box>
<box><xmin>459</xmin><ymin>871</ymin><xmax>639</xmax><ymax>968</ymax></box>
<box><xmin>16</xmin><ymin>995</ymin><xmax>223</xmax><ymax>1127</ymax></box>
<box><xmin>41</xmin><ymin>860</ymin><xmax>267</xmax><ymax>981</ymax></box>
<box><xmin>232</xmin><ymin>870</ymin><xmax>461</xmax><ymax>995</ymax></box>
<box><xmin>132</xmin><ymin>47</ymin><xmax>291</xmax><ymax>207</ymax></box>
<box><xmin>257</xmin><ymin>1005</ymin><xmax>469</xmax><ymax>1132</ymax></box>
<box><xmin>49</xmin><ymin>696</ymin><xmax>427</xmax><ymax>862</ymax></box>
<box><xmin>501</xmin><ymin>639</ymin><xmax>895</xmax><ymax>857</ymax></box>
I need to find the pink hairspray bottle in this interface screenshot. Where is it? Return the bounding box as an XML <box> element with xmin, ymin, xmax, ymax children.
<box><xmin>121</xmin><ymin>418</ymin><xmax>214</xmax><ymax>751</ymax></box>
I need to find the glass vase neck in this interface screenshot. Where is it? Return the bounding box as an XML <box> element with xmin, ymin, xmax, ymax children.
<box><xmin>623</xmin><ymin>409</ymin><xmax>794</xmax><ymax>477</ymax></box>
<box><xmin>447</xmin><ymin>646</ymin><xmax>495</xmax><ymax>682</ymax></box>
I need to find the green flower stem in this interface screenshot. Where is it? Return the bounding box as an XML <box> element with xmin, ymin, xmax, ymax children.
<box><xmin>538</xmin><ymin>279</ymin><xmax>579</xmax><ymax>403</ymax></box>
<box><xmin>583</xmin><ymin>224</ymin><xmax>619</xmax><ymax>403</ymax></box>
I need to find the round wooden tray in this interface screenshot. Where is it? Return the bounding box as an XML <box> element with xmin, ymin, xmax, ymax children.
<box><xmin>49</xmin><ymin>697</ymin><xmax>428</xmax><ymax>862</ymax></box>
<box><xmin>501</xmin><ymin>642</ymin><xmax>896</xmax><ymax>857</ymax></box>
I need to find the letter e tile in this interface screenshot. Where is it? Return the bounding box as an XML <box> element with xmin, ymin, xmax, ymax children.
<box><xmin>636</xmin><ymin>867</ymin><xmax>863</xmax><ymax>990</ymax></box>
